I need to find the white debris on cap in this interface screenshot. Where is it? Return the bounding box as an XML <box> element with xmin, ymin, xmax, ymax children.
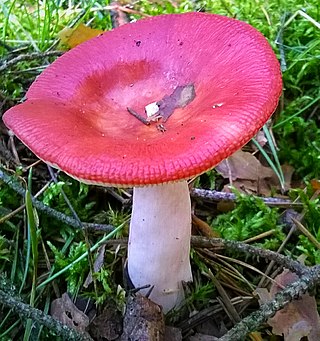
<box><xmin>145</xmin><ymin>102</ymin><xmax>160</xmax><ymax>117</ymax></box>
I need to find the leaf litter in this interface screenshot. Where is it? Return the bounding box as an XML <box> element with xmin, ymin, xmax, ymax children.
<box><xmin>1</xmin><ymin>0</ymin><xmax>320</xmax><ymax>340</ymax></box>
<box><xmin>255</xmin><ymin>268</ymin><xmax>320</xmax><ymax>341</ymax></box>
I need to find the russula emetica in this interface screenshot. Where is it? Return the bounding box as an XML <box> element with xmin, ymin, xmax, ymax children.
<box><xmin>3</xmin><ymin>13</ymin><xmax>282</xmax><ymax>312</ymax></box>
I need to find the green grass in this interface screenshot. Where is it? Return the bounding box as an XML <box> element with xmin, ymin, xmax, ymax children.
<box><xmin>1</xmin><ymin>0</ymin><xmax>320</xmax><ymax>339</ymax></box>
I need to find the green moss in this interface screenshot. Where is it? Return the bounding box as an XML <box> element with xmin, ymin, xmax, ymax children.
<box><xmin>211</xmin><ymin>192</ymin><xmax>284</xmax><ymax>249</ymax></box>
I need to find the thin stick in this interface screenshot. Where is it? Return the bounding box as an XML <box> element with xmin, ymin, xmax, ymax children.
<box><xmin>205</xmin><ymin>269</ymin><xmax>241</xmax><ymax>324</ymax></box>
<box><xmin>107</xmin><ymin>236</ymin><xmax>308</xmax><ymax>276</ymax></box>
<box><xmin>190</xmin><ymin>188</ymin><xmax>302</xmax><ymax>208</ymax></box>
<box><xmin>0</xmin><ymin>51</ymin><xmax>63</xmax><ymax>73</ymax></box>
<box><xmin>242</xmin><ymin>229</ymin><xmax>276</xmax><ymax>243</ymax></box>
<box><xmin>0</xmin><ymin>168</ymin><xmax>113</xmax><ymax>232</ymax></box>
<box><xmin>292</xmin><ymin>217</ymin><xmax>320</xmax><ymax>249</ymax></box>
<box><xmin>127</xmin><ymin>107</ymin><xmax>150</xmax><ymax>126</ymax></box>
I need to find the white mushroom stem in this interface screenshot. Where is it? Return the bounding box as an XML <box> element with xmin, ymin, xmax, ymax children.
<box><xmin>127</xmin><ymin>181</ymin><xmax>192</xmax><ymax>313</ymax></box>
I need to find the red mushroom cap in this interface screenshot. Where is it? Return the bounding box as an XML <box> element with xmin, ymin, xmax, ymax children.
<box><xmin>3</xmin><ymin>13</ymin><xmax>282</xmax><ymax>186</ymax></box>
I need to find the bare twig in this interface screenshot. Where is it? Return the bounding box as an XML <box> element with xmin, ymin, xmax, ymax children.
<box><xmin>127</xmin><ymin>107</ymin><xmax>150</xmax><ymax>126</ymax></box>
<box><xmin>191</xmin><ymin>236</ymin><xmax>307</xmax><ymax>275</ymax></box>
<box><xmin>205</xmin><ymin>269</ymin><xmax>241</xmax><ymax>324</ymax></box>
<box><xmin>0</xmin><ymin>51</ymin><xmax>63</xmax><ymax>73</ymax></box>
<box><xmin>242</xmin><ymin>229</ymin><xmax>276</xmax><ymax>243</ymax></box>
<box><xmin>0</xmin><ymin>179</ymin><xmax>51</xmax><ymax>224</ymax></box>
<box><xmin>1</xmin><ymin>165</ymin><xmax>303</xmax><ymax>231</ymax></box>
<box><xmin>259</xmin><ymin>189</ymin><xmax>320</xmax><ymax>287</ymax></box>
<box><xmin>190</xmin><ymin>188</ymin><xmax>302</xmax><ymax>208</ymax></box>
<box><xmin>106</xmin><ymin>235</ymin><xmax>307</xmax><ymax>276</ymax></box>
<box><xmin>0</xmin><ymin>167</ymin><xmax>309</xmax><ymax>277</ymax></box>
<box><xmin>178</xmin><ymin>297</ymin><xmax>252</xmax><ymax>334</ymax></box>
<box><xmin>292</xmin><ymin>217</ymin><xmax>320</xmax><ymax>249</ymax></box>
<box><xmin>0</xmin><ymin>168</ymin><xmax>113</xmax><ymax>232</ymax></box>
<box><xmin>0</xmin><ymin>288</ymin><xmax>93</xmax><ymax>340</ymax></box>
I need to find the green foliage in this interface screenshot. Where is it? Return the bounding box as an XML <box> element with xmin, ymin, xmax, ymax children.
<box><xmin>0</xmin><ymin>0</ymin><xmax>111</xmax><ymax>104</ymax></box>
<box><xmin>296</xmin><ymin>235</ymin><xmax>320</xmax><ymax>265</ymax></box>
<box><xmin>290</xmin><ymin>187</ymin><xmax>320</xmax><ymax>233</ymax></box>
<box><xmin>0</xmin><ymin>236</ymin><xmax>10</xmax><ymax>262</ymax></box>
<box><xmin>93</xmin><ymin>268</ymin><xmax>113</xmax><ymax>305</ymax></box>
<box><xmin>287</xmin><ymin>187</ymin><xmax>320</xmax><ymax>264</ymax></box>
<box><xmin>271</xmin><ymin>4</ymin><xmax>320</xmax><ymax>180</ymax></box>
<box><xmin>136</xmin><ymin>0</ymin><xmax>184</xmax><ymax>15</ymax></box>
<box><xmin>105</xmin><ymin>204</ymin><xmax>130</xmax><ymax>237</ymax></box>
<box><xmin>0</xmin><ymin>184</ymin><xmax>21</xmax><ymax>210</ymax></box>
<box><xmin>277</xmin><ymin>115</ymin><xmax>320</xmax><ymax>180</ymax></box>
<box><xmin>211</xmin><ymin>193</ymin><xmax>284</xmax><ymax>248</ymax></box>
<box><xmin>1</xmin><ymin>0</ymin><xmax>86</xmax><ymax>52</ymax></box>
<box><xmin>24</xmin><ymin>187</ymin><xmax>40</xmax><ymax>340</ymax></box>
<box><xmin>184</xmin><ymin>281</ymin><xmax>215</xmax><ymax>308</ymax></box>
<box><xmin>42</xmin><ymin>179</ymin><xmax>95</xmax><ymax>222</ymax></box>
<box><xmin>195</xmin><ymin>170</ymin><xmax>218</xmax><ymax>190</ymax></box>
<box><xmin>47</xmin><ymin>241</ymin><xmax>89</xmax><ymax>295</ymax></box>
<box><xmin>42</xmin><ymin>181</ymin><xmax>66</xmax><ymax>206</ymax></box>
<box><xmin>1</xmin><ymin>0</ymin><xmax>320</xmax><ymax>337</ymax></box>
<box><xmin>168</xmin><ymin>268</ymin><xmax>215</xmax><ymax>321</ymax></box>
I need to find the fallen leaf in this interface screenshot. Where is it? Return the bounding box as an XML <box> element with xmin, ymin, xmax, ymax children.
<box><xmin>252</xmin><ymin>130</ymin><xmax>268</xmax><ymax>148</ymax></box>
<box><xmin>310</xmin><ymin>179</ymin><xmax>320</xmax><ymax>191</ymax></box>
<box><xmin>121</xmin><ymin>293</ymin><xmax>165</xmax><ymax>340</ymax></box>
<box><xmin>216</xmin><ymin>150</ymin><xmax>274</xmax><ymax>182</ymax></box>
<box><xmin>89</xmin><ymin>302</ymin><xmax>122</xmax><ymax>340</ymax></box>
<box><xmin>58</xmin><ymin>24</ymin><xmax>104</xmax><ymax>49</ymax></box>
<box><xmin>51</xmin><ymin>292</ymin><xmax>89</xmax><ymax>332</ymax></box>
<box><xmin>222</xmin><ymin>178</ymin><xmax>277</xmax><ymax>196</ymax></box>
<box><xmin>255</xmin><ymin>269</ymin><xmax>320</xmax><ymax>341</ymax></box>
<box><xmin>218</xmin><ymin>151</ymin><xmax>294</xmax><ymax>196</ymax></box>
<box><xmin>192</xmin><ymin>214</ymin><xmax>220</xmax><ymax>238</ymax></box>
<box><xmin>164</xmin><ymin>326</ymin><xmax>182</xmax><ymax>341</ymax></box>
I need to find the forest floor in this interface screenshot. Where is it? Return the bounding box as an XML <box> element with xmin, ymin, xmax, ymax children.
<box><xmin>0</xmin><ymin>1</ymin><xmax>320</xmax><ymax>340</ymax></box>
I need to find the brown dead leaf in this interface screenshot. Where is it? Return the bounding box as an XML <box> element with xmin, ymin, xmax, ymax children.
<box><xmin>310</xmin><ymin>179</ymin><xmax>320</xmax><ymax>191</ymax></box>
<box><xmin>216</xmin><ymin>150</ymin><xmax>274</xmax><ymax>182</ymax></box>
<box><xmin>255</xmin><ymin>269</ymin><xmax>320</xmax><ymax>341</ymax></box>
<box><xmin>281</xmin><ymin>164</ymin><xmax>295</xmax><ymax>192</ymax></box>
<box><xmin>51</xmin><ymin>292</ymin><xmax>89</xmax><ymax>332</ymax></box>
<box><xmin>218</xmin><ymin>151</ymin><xmax>294</xmax><ymax>196</ymax></box>
<box><xmin>253</xmin><ymin>130</ymin><xmax>268</xmax><ymax>149</ymax></box>
<box><xmin>89</xmin><ymin>302</ymin><xmax>122</xmax><ymax>340</ymax></box>
<box><xmin>192</xmin><ymin>214</ymin><xmax>220</xmax><ymax>238</ymax></box>
<box><xmin>222</xmin><ymin>178</ymin><xmax>277</xmax><ymax>196</ymax></box>
<box><xmin>121</xmin><ymin>293</ymin><xmax>165</xmax><ymax>340</ymax></box>
<box><xmin>164</xmin><ymin>326</ymin><xmax>182</xmax><ymax>341</ymax></box>
<box><xmin>58</xmin><ymin>24</ymin><xmax>104</xmax><ymax>49</ymax></box>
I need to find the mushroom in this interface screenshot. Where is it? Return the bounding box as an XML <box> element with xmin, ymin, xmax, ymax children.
<box><xmin>3</xmin><ymin>13</ymin><xmax>282</xmax><ymax>312</ymax></box>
